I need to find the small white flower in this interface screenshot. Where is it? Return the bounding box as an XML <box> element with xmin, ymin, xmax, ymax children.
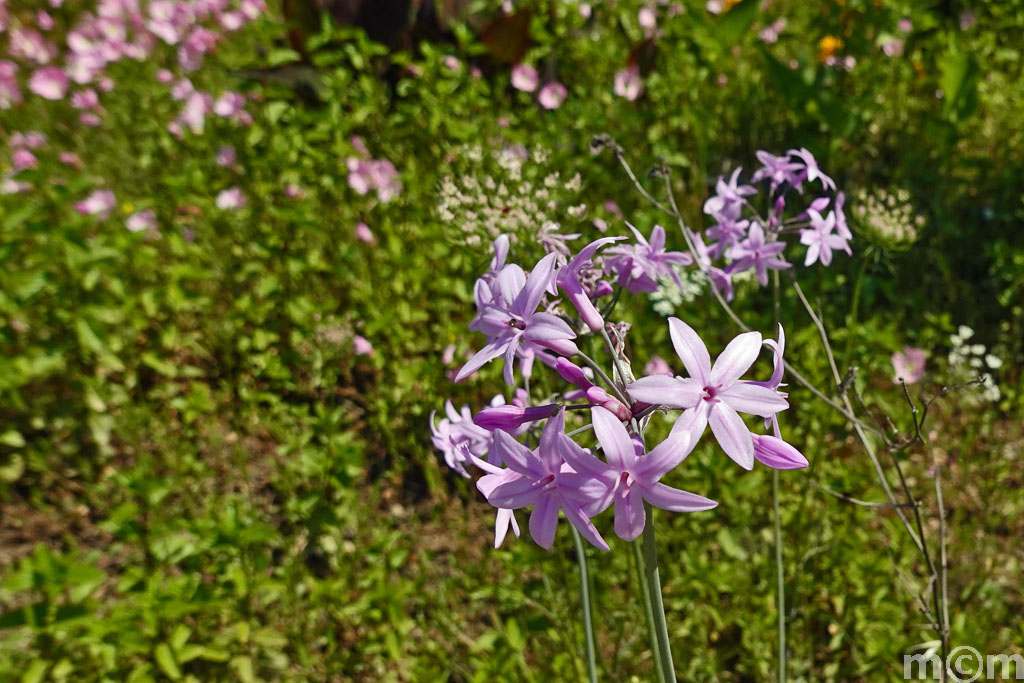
<box><xmin>958</xmin><ymin>325</ymin><xmax>974</xmax><ymax>339</ymax></box>
<box><xmin>985</xmin><ymin>354</ymin><xmax>1003</xmax><ymax>369</ymax></box>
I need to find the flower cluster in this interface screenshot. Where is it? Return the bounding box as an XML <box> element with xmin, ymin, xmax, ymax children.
<box><xmin>690</xmin><ymin>148</ymin><xmax>851</xmax><ymax>300</ymax></box>
<box><xmin>437</xmin><ymin>145</ymin><xmax>585</xmax><ymax>250</ymax></box>
<box><xmin>0</xmin><ymin>0</ymin><xmax>265</xmax><ymax>110</ymax></box>
<box><xmin>948</xmin><ymin>326</ymin><xmax>1002</xmax><ymax>404</ymax></box>
<box><xmin>853</xmin><ymin>188</ymin><xmax>923</xmax><ymax>250</ymax></box>
<box><xmin>433</xmin><ymin>233</ymin><xmax>807</xmax><ymax>550</ymax></box>
<box><xmin>346</xmin><ymin>136</ymin><xmax>402</xmax><ymax>203</ymax></box>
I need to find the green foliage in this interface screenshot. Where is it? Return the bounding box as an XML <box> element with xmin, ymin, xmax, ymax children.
<box><xmin>1</xmin><ymin>1</ymin><xmax>1021</xmax><ymax>680</ymax></box>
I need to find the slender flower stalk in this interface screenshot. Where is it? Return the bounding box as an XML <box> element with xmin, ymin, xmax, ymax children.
<box><xmin>570</xmin><ymin>526</ymin><xmax>599</xmax><ymax>683</ymax></box>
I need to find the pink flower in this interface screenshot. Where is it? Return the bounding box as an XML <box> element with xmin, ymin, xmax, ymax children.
<box><xmin>638</xmin><ymin>7</ymin><xmax>657</xmax><ymax>32</ymax></box>
<box><xmin>59</xmin><ymin>152</ymin><xmax>83</xmax><ymax>168</ymax></box>
<box><xmin>627</xmin><ymin>318</ymin><xmax>789</xmax><ymax>469</ymax></box>
<box><xmin>11</xmin><ymin>149</ymin><xmax>39</xmax><ymax>172</ymax></box>
<box><xmin>355</xmin><ymin>222</ymin><xmax>376</xmax><ymax>244</ymax></box>
<box><xmin>644</xmin><ymin>355</ymin><xmax>673</xmax><ymax>376</ymax></box>
<box><xmin>443</xmin><ymin>55</ymin><xmax>461</xmax><ymax>70</ymax></box>
<box><xmin>0</xmin><ymin>61</ymin><xmax>21</xmax><ymax>109</ymax></box>
<box><xmin>882</xmin><ymin>39</ymin><xmax>904</xmax><ymax>57</ymax></box>
<box><xmin>28</xmin><ymin>67</ymin><xmax>69</xmax><ymax>100</ymax></box>
<box><xmin>213</xmin><ymin>91</ymin><xmax>245</xmax><ymax>117</ymax></box>
<box><xmin>891</xmin><ymin>347</ymin><xmax>926</xmax><ymax>384</ymax></box>
<box><xmin>126</xmin><ymin>209</ymin><xmax>158</xmax><ymax>233</ymax></box>
<box><xmin>353</xmin><ymin>335</ymin><xmax>374</xmax><ymax>356</ymax></box>
<box><xmin>215</xmin><ymin>187</ymin><xmax>246</xmax><ymax>210</ymax></box>
<box><xmin>511</xmin><ymin>64</ymin><xmax>539</xmax><ymax>92</ymax></box>
<box><xmin>538</xmin><ymin>82</ymin><xmax>567</xmax><ymax>110</ymax></box>
<box><xmin>284</xmin><ymin>184</ymin><xmax>305</xmax><ymax>198</ymax></box>
<box><xmin>215</xmin><ymin>145</ymin><xmax>236</xmax><ymax>167</ymax></box>
<box><xmin>75</xmin><ymin>189</ymin><xmax>117</xmax><ymax>218</ymax></box>
<box><xmin>898</xmin><ymin>18</ymin><xmax>912</xmax><ymax>33</ymax></box>
<box><xmin>156</xmin><ymin>69</ymin><xmax>175</xmax><ymax>84</ymax></box>
<box><xmin>613</xmin><ymin>66</ymin><xmax>643</xmax><ymax>101</ymax></box>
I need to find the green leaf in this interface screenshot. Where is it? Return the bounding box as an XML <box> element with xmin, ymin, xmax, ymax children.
<box><xmin>0</xmin><ymin>430</ymin><xmax>25</xmax><ymax>447</ymax></box>
<box><xmin>939</xmin><ymin>49</ymin><xmax>979</xmax><ymax>122</ymax></box>
<box><xmin>714</xmin><ymin>0</ymin><xmax>759</xmax><ymax>46</ymax></box>
<box><xmin>154</xmin><ymin>643</ymin><xmax>181</xmax><ymax>680</ymax></box>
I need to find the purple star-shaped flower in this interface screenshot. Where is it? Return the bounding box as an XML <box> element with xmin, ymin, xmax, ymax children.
<box><xmin>788</xmin><ymin>147</ymin><xmax>836</xmax><ymax>191</ymax></box>
<box><xmin>626</xmin><ymin>318</ymin><xmax>789</xmax><ymax>468</ymax></box>
<box><xmin>604</xmin><ymin>224</ymin><xmax>692</xmax><ymax>294</ymax></box>
<box><xmin>800</xmin><ymin>209</ymin><xmax>851</xmax><ymax>266</ymax></box>
<box><xmin>477</xmin><ymin>409</ymin><xmax>610</xmax><ymax>550</ymax></box>
<box><xmin>559</xmin><ymin>407</ymin><xmax>717</xmax><ymax>541</ymax></box>
<box><xmin>457</xmin><ymin>252</ymin><xmax>579</xmax><ymax>385</ymax></box>
<box><xmin>725</xmin><ymin>222</ymin><xmax>791</xmax><ymax>286</ymax></box>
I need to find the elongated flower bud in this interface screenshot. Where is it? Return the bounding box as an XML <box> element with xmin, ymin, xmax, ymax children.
<box><xmin>473</xmin><ymin>404</ymin><xmax>560</xmax><ymax>431</ymax></box>
<box><xmin>555</xmin><ymin>358</ymin><xmax>594</xmax><ymax>390</ymax></box>
<box><xmin>751</xmin><ymin>434</ymin><xmax>807</xmax><ymax>470</ymax></box>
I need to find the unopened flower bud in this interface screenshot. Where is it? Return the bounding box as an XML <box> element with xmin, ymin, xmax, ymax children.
<box><xmin>473</xmin><ymin>404</ymin><xmax>559</xmax><ymax>431</ymax></box>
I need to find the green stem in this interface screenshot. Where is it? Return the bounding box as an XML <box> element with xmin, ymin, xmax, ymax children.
<box><xmin>773</xmin><ymin>469</ymin><xmax>787</xmax><ymax>683</ymax></box>
<box><xmin>632</xmin><ymin>540</ymin><xmax>665</xmax><ymax>683</ymax></box>
<box><xmin>571</xmin><ymin>526</ymin><xmax>599</xmax><ymax>683</ymax></box>
<box><xmin>641</xmin><ymin>503</ymin><xmax>677</xmax><ymax>683</ymax></box>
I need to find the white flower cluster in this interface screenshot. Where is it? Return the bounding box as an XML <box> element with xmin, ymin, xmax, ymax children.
<box><xmin>854</xmin><ymin>188</ymin><xmax>923</xmax><ymax>248</ymax></box>
<box><xmin>437</xmin><ymin>144</ymin><xmax>585</xmax><ymax>249</ymax></box>
<box><xmin>650</xmin><ymin>267</ymin><xmax>706</xmax><ymax>316</ymax></box>
<box><xmin>948</xmin><ymin>325</ymin><xmax>1002</xmax><ymax>403</ymax></box>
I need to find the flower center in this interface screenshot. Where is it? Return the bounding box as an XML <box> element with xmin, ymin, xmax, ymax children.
<box><xmin>702</xmin><ymin>385</ymin><xmax>720</xmax><ymax>403</ymax></box>
<box><xmin>507</xmin><ymin>317</ymin><xmax>526</xmax><ymax>331</ymax></box>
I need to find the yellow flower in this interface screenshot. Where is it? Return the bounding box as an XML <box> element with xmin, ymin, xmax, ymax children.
<box><xmin>818</xmin><ymin>35</ymin><xmax>843</xmax><ymax>62</ymax></box>
<box><xmin>121</xmin><ymin>202</ymin><xmax>135</xmax><ymax>214</ymax></box>
<box><xmin>723</xmin><ymin>0</ymin><xmax>742</xmax><ymax>10</ymax></box>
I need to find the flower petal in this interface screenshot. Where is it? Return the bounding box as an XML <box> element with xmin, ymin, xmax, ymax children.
<box><xmin>494</xmin><ymin>508</ymin><xmax>517</xmax><ymax>548</ymax></box>
<box><xmin>668</xmin><ymin>317</ymin><xmax>711</xmax><ymax>383</ymax></box>
<box><xmin>708</xmin><ymin>404</ymin><xmax>754</xmax><ymax>469</ymax></box>
<box><xmin>537</xmin><ymin>408</ymin><xmax>565</xmax><ymax>471</ymax></box>
<box><xmin>710</xmin><ymin>331</ymin><xmax>762</xmax><ymax>386</ymax></box>
<box><xmin>626</xmin><ymin>375</ymin><xmax>703</xmax><ymax>408</ymax></box>
<box><xmin>454</xmin><ymin>339</ymin><xmax>509</xmax><ymax>382</ymax></box>
<box><xmin>523</xmin><ymin>312</ymin><xmax>576</xmax><ymax>342</ymax></box>
<box><xmin>562</xmin><ymin>501</ymin><xmax>610</xmax><ymax>551</ymax></box>
<box><xmin>719</xmin><ymin>382</ymin><xmax>789</xmax><ymax>417</ymax></box>
<box><xmin>492</xmin><ymin>429</ymin><xmax>537</xmax><ymax>475</ymax></box>
<box><xmin>496</xmin><ymin>264</ymin><xmax>526</xmax><ymax>308</ymax></box>
<box><xmin>640</xmin><ymin>481</ymin><xmax>718</xmax><ymax>512</ymax></box>
<box><xmin>614</xmin><ymin>487</ymin><xmax>647</xmax><ymax>542</ymax></box>
<box><xmin>591</xmin><ymin>406</ymin><xmax>636</xmax><ymax>470</ymax></box>
<box><xmin>752</xmin><ymin>434</ymin><xmax>808</xmax><ymax>470</ymax></box>
<box><xmin>529</xmin><ymin>494</ymin><xmax>560</xmax><ymax>549</ymax></box>
<box><xmin>515</xmin><ymin>252</ymin><xmax>557</xmax><ymax>315</ymax></box>
<box><xmin>634</xmin><ymin>431</ymin><xmax>693</xmax><ymax>480</ymax></box>
<box><xmin>489</xmin><ymin>475</ymin><xmax>544</xmax><ymax>509</ymax></box>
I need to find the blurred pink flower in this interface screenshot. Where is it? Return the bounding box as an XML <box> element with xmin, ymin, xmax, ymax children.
<box><xmin>891</xmin><ymin>347</ymin><xmax>926</xmax><ymax>384</ymax></box>
<box><xmin>216</xmin><ymin>145</ymin><xmax>236</xmax><ymax>167</ymax></box>
<box><xmin>644</xmin><ymin>355</ymin><xmax>673</xmax><ymax>376</ymax></box>
<box><xmin>59</xmin><ymin>152</ymin><xmax>83</xmax><ymax>168</ymax></box>
<box><xmin>897</xmin><ymin>18</ymin><xmax>912</xmax><ymax>33</ymax></box>
<box><xmin>614</xmin><ymin>66</ymin><xmax>643</xmax><ymax>101</ymax></box>
<box><xmin>355</xmin><ymin>222</ymin><xmax>376</xmax><ymax>244</ymax></box>
<box><xmin>12</xmin><ymin>149</ymin><xmax>39</xmax><ymax>172</ymax></box>
<box><xmin>0</xmin><ymin>61</ymin><xmax>21</xmax><ymax>109</ymax></box>
<box><xmin>126</xmin><ymin>210</ymin><xmax>158</xmax><ymax>233</ymax></box>
<box><xmin>28</xmin><ymin>67</ymin><xmax>69</xmax><ymax>100</ymax></box>
<box><xmin>511</xmin><ymin>64</ymin><xmax>539</xmax><ymax>92</ymax></box>
<box><xmin>215</xmin><ymin>187</ymin><xmax>246</xmax><ymax>210</ymax></box>
<box><xmin>76</xmin><ymin>189</ymin><xmax>116</xmax><ymax>218</ymax></box>
<box><xmin>638</xmin><ymin>7</ymin><xmax>657</xmax><ymax>32</ymax></box>
<box><xmin>538</xmin><ymin>82</ymin><xmax>567</xmax><ymax>109</ymax></box>
<box><xmin>354</xmin><ymin>335</ymin><xmax>374</xmax><ymax>356</ymax></box>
